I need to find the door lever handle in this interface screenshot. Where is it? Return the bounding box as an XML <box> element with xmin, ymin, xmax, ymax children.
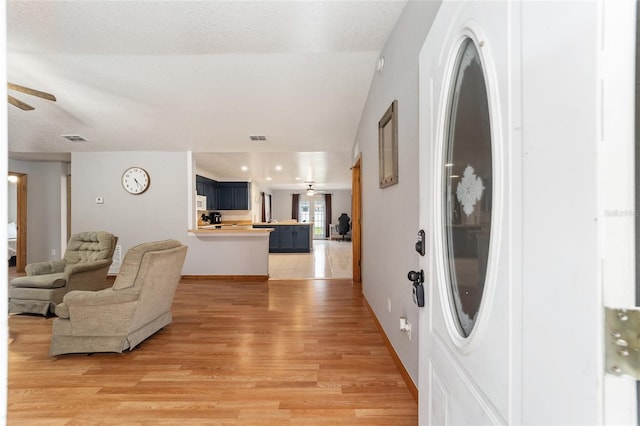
<box><xmin>407</xmin><ymin>269</ymin><xmax>425</xmax><ymax>307</ymax></box>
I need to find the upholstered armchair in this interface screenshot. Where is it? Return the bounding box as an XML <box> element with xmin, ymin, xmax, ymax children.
<box><xmin>9</xmin><ymin>231</ymin><xmax>118</xmax><ymax>316</ymax></box>
<box><xmin>50</xmin><ymin>239</ymin><xmax>188</xmax><ymax>356</ymax></box>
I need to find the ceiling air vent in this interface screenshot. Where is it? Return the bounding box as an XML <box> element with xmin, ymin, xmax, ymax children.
<box><xmin>249</xmin><ymin>135</ymin><xmax>267</xmax><ymax>141</ymax></box>
<box><xmin>62</xmin><ymin>134</ymin><xmax>88</xmax><ymax>142</ymax></box>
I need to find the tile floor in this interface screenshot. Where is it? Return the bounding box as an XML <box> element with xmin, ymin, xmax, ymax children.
<box><xmin>268</xmin><ymin>239</ymin><xmax>353</xmax><ymax>279</ymax></box>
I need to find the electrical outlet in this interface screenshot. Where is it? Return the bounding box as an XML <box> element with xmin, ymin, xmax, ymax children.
<box><xmin>387</xmin><ymin>297</ymin><xmax>391</xmax><ymax>313</ymax></box>
<box><xmin>400</xmin><ymin>317</ymin><xmax>412</xmax><ymax>341</ymax></box>
<box><xmin>50</xmin><ymin>249</ymin><xmax>56</xmax><ymax>256</ymax></box>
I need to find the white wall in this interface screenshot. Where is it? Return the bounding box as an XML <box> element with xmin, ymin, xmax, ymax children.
<box><xmin>72</xmin><ymin>151</ymin><xmax>268</xmax><ymax>276</ymax></box>
<box><xmin>329</xmin><ymin>190</ymin><xmax>351</xmax><ymax>225</ymax></box>
<box><xmin>352</xmin><ymin>1</ymin><xmax>440</xmax><ymax>386</ymax></box>
<box><xmin>8</xmin><ymin>159</ymin><xmax>69</xmax><ymax>263</ymax></box>
<box><xmin>271</xmin><ymin>189</ymin><xmax>351</xmax><ymax>225</ymax></box>
<box><xmin>271</xmin><ymin>189</ymin><xmax>294</xmax><ymax>221</ymax></box>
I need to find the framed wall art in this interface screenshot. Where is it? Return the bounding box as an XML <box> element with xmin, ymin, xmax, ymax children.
<box><xmin>379</xmin><ymin>100</ymin><xmax>398</xmax><ymax>188</ymax></box>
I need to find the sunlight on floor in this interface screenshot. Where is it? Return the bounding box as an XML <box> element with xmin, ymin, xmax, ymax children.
<box><xmin>268</xmin><ymin>239</ymin><xmax>353</xmax><ymax>279</ymax></box>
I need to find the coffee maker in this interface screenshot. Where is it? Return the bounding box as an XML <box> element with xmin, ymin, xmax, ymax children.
<box><xmin>210</xmin><ymin>212</ymin><xmax>222</xmax><ymax>224</ymax></box>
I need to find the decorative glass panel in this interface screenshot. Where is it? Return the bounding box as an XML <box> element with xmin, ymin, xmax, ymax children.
<box><xmin>443</xmin><ymin>38</ymin><xmax>493</xmax><ymax>337</ymax></box>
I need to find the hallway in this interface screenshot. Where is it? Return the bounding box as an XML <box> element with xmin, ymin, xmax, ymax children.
<box><xmin>268</xmin><ymin>239</ymin><xmax>353</xmax><ymax>280</ymax></box>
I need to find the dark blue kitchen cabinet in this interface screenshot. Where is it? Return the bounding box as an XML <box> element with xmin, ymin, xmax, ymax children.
<box><xmin>217</xmin><ymin>182</ymin><xmax>251</xmax><ymax>210</ymax></box>
<box><xmin>253</xmin><ymin>224</ymin><xmax>310</xmax><ymax>253</ymax></box>
<box><xmin>196</xmin><ymin>175</ymin><xmax>219</xmax><ymax>210</ymax></box>
<box><xmin>196</xmin><ymin>176</ymin><xmax>250</xmax><ymax>210</ymax></box>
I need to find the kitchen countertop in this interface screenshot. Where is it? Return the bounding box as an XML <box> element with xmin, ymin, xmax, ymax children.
<box><xmin>189</xmin><ymin>225</ymin><xmax>273</xmax><ymax>236</ymax></box>
<box><xmin>252</xmin><ymin>222</ymin><xmax>312</xmax><ymax>226</ymax></box>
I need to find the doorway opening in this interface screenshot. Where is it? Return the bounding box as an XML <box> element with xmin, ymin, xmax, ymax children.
<box><xmin>8</xmin><ymin>172</ymin><xmax>27</xmax><ymax>272</ymax></box>
<box><xmin>298</xmin><ymin>196</ymin><xmax>328</xmax><ymax>240</ymax></box>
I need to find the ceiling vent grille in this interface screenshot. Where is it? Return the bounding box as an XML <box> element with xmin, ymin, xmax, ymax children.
<box><xmin>62</xmin><ymin>134</ymin><xmax>88</xmax><ymax>142</ymax></box>
<box><xmin>249</xmin><ymin>135</ymin><xmax>267</xmax><ymax>141</ymax></box>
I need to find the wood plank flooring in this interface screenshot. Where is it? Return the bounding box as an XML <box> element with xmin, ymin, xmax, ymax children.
<box><xmin>8</xmin><ymin>278</ymin><xmax>417</xmax><ymax>425</ymax></box>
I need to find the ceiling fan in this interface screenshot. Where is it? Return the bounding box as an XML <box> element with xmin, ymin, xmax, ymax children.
<box><xmin>7</xmin><ymin>82</ymin><xmax>57</xmax><ymax>111</ymax></box>
<box><xmin>306</xmin><ymin>184</ymin><xmax>316</xmax><ymax>196</ymax></box>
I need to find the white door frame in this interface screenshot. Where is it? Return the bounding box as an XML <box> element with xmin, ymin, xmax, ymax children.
<box><xmin>600</xmin><ymin>0</ymin><xmax>637</xmax><ymax>423</ymax></box>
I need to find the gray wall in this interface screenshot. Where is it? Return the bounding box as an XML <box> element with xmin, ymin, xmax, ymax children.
<box><xmin>352</xmin><ymin>1</ymin><xmax>440</xmax><ymax>386</ymax></box>
<box><xmin>8</xmin><ymin>159</ymin><xmax>69</xmax><ymax>263</ymax></box>
<box><xmin>71</xmin><ymin>151</ymin><xmax>269</xmax><ymax>276</ymax></box>
<box><xmin>7</xmin><ymin>180</ymin><xmax>16</xmax><ymax>223</ymax></box>
<box><xmin>71</xmin><ymin>151</ymin><xmax>189</xmax><ymax>254</ymax></box>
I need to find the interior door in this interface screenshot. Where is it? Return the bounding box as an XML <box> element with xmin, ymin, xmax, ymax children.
<box><xmin>418</xmin><ymin>1</ymin><xmax>637</xmax><ymax>425</ymax></box>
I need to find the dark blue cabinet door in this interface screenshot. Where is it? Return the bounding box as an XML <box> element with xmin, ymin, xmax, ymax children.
<box><xmin>268</xmin><ymin>231</ymin><xmax>280</xmax><ymax>250</ymax></box>
<box><xmin>233</xmin><ymin>185</ymin><xmax>249</xmax><ymax>210</ymax></box>
<box><xmin>294</xmin><ymin>228</ymin><xmax>309</xmax><ymax>250</ymax></box>
<box><xmin>218</xmin><ymin>185</ymin><xmax>233</xmax><ymax>210</ymax></box>
<box><xmin>205</xmin><ymin>183</ymin><xmax>217</xmax><ymax>210</ymax></box>
<box><xmin>279</xmin><ymin>226</ymin><xmax>295</xmax><ymax>249</ymax></box>
<box><xmin>196</xmin><ymin>181</ymin><xmax>205</xmax><ymax>196</ymax></box>
<box><xmin>216</xmin><ymin>182</ymin><xmax>250</xmax><ymax>210</ymax></box>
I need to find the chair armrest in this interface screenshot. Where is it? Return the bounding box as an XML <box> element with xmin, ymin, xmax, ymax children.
<box><xmin>57</xmin><ymin>288</ymin><xmax>140</xmax><ymax>335</ymax></box>
<box><xmin>63</xmin><ymin>287</ymin><xmax>139</xmax><ymax>306</ymax></box>
<box><xmin>26</xmin><ymin>260</ymin><xmax>66</xmax><ymax>276</ymax></box>
<box><xmin>64</xmin><ymin>259</ymin><xmax>112</xmax><ymax>275</ymax></box>
<box><xmin>10</xmin><ymin>272</ymin><xmax>67</xmax><ymax>289</ymax></box>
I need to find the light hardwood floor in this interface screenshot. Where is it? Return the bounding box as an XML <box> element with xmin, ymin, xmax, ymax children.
<box><xmin>8</xmin><ymin>277</ymin><xmax>417</xmax><ymax>425</ymax></box>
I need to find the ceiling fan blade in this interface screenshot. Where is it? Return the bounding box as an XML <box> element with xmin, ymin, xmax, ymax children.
<box><xmin>8</xmin><ymin>83</ymin><xmax>56</xmax><ymax>102</ymax></box>
<box><xmin>8</xmin><ymin>95</ymin><xmax>34</xmax><ymax>111</ymax></box>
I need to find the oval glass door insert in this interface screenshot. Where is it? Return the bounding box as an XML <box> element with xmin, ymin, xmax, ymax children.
<box><xmin>442</xmin><ymin>38</ymin><xmax>493</xmax><ymax>337</ymax></box>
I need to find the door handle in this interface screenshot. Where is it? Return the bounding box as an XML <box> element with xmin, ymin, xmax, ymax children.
<box><xmin>408</xmin><ymin>270</ymin><xmax>425</xmax><ymax>307</ymax></box>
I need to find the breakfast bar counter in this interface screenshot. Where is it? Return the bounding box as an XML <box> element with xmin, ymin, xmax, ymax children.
<box><xmin>185</xmin><ymin>224</ymin><xmax>273</xmax><ymax>278</ymax></box>
<box><xmin>188</xmin><ymin>225</ymin><xmax>273</xmax><ymax>236</ymax></box>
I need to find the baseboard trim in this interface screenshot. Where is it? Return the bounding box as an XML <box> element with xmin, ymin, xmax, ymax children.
<box><xmin>363</xmin><ymin>296</ymin><xmax>418</xmax><ymax>403</ymax></box>
<box><xmin>108</xmin><ymin>274</ymin><xmax>270</xmax><ymax>282</ymax></box>
<box><xmin>181</xmin><ymin>275</ymin><xmax>269</xmax><ymax>281</ymax></box>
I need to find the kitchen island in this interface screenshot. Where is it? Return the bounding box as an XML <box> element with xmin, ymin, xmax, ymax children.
<box><xmin>186</xmin><ymin>225</ymin><xmax>273</xmax><ymax>279</ymax></box>
<box><xmin>253</xmin><ymin>222</ymin><xmax>313</xmax><ymax>253</ymax></box>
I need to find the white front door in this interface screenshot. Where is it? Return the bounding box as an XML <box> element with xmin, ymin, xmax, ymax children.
<box><xmin>417</xmin><ymin>1</ymin><xmax>636</xmax><ymax>424</ymax></box>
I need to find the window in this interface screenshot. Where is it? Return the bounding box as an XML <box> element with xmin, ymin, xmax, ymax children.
<box><xmin>442</xmin><ymin>38</ymin><xmax>493</xmax><ymax>337</ymax></box>
<box><xmin>313</xmin><ymin>198</ymin><xmax>326</xmax><ymax>238</ymax></box>
<box><xmin>299</xmin><ymin>200</ymin><xmax>310</xmax><ymax>223</ymax></box>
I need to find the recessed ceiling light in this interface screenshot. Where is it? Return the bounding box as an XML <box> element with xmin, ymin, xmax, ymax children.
<box><xmin>266</xmin><ymin>177</ymin><xmax>272</xmax><ymax>181</ymax></box>
<box><xmin>275</xmin><ymin>165</ymin><xmax>282</xmax><ymax>171</ymax></box>
<box><xmin>241</xmin><ymin>166</ymin><xmax>248</xmax><ymax>171</ymax></box>
<box><xmin>295</xmin><ymin>177</ymin><xmax>301</xmax><ymax>180</ymax></box>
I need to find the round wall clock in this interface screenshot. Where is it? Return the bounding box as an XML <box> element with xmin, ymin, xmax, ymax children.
<box><xmin>121</xmin><ymin>167</ymin><xmax>150</xmax><ymax>195</ymax></box>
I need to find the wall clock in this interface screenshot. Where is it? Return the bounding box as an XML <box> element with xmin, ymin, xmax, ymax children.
<box><xmin>121</xmin><ymin>167</ymin><xmax>150</xmax><ymax>195</ymax></box>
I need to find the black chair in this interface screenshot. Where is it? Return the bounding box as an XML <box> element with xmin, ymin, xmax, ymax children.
<box><xmin>336</xmin><ymin>213</ymin><xmax>351</xmax><ymax>241</ymax></box>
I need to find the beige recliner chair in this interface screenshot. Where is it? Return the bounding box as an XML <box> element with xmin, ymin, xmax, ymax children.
<box><xmin>49</xmin><ymin>239</ymin><xmax>188</xmax><ymax>356</ymax></box>
<box><xmin>9</xmin><ymin>231</ymin><xmax>118</xmax><ymax>316</ymax></box>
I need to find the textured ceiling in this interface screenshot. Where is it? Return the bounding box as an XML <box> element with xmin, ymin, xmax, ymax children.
<box><xmin>7</xmin><ymin>1</ymin><xmax>406</xmax><ymax>190</ymax></box>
